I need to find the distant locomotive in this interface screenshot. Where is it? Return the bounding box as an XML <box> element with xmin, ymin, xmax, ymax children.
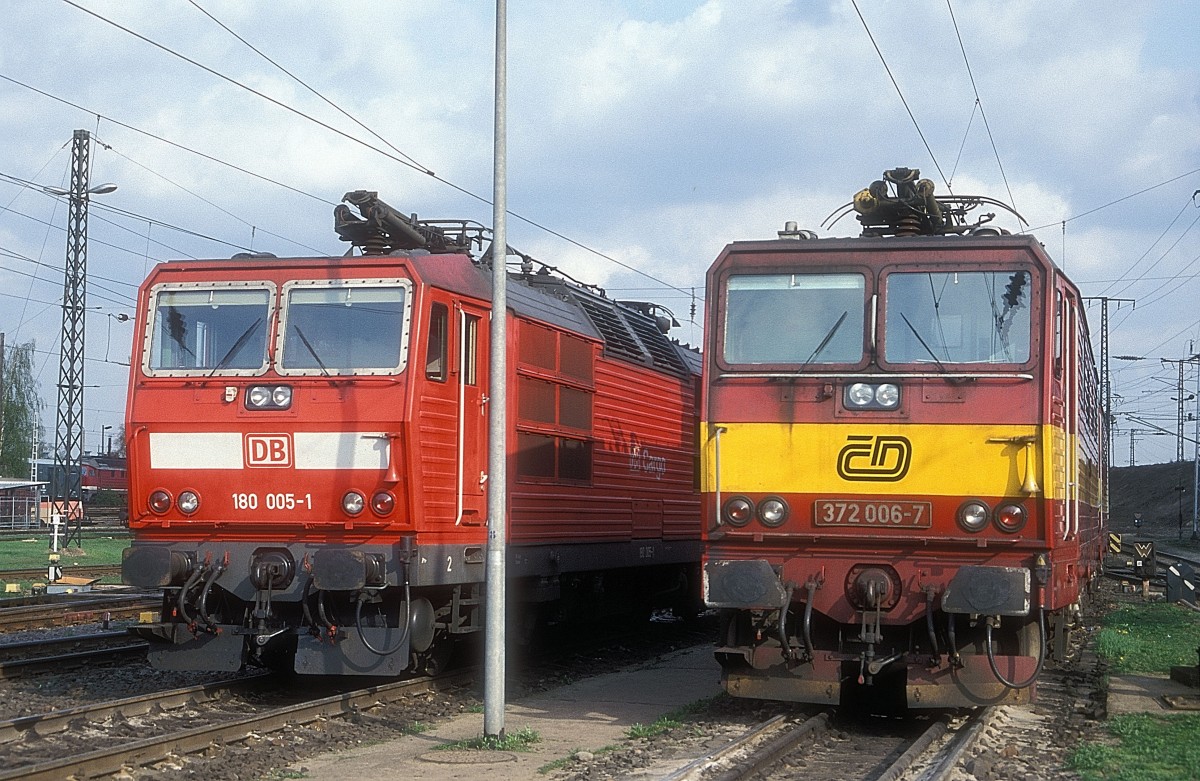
<box><xmin>122</xmin><ymin>191</ymin><xmax>701</xmax><ymax>675</ymax></box>
<box><xmin>702</xmin><ymin>168</ymin><xmax>1104</xmax><ymax>709</ymax></box>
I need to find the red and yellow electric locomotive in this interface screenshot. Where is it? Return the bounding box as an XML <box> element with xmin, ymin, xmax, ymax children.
<box><xmin>122</xmin><ymin>191</ymin><xmax>701</xmax><ymax>675</ymax></box>
<box><xmin>702</xmin><ymin>169</ymin><xmax>1104</xmax><ymax>709</ymax></box>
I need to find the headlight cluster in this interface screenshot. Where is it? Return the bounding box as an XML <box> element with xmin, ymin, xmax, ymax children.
<box><xmin>844</xmin><ymin>382</ymin><xmax>900</xmax><ymax>410</ymax></box>
<box><xmin>722</xmin><ymin>496</ymin><xmax>790</xmax><ymax>528</ymax></box>
<box><xmin>956</xmin><ymin>500</ymin><xmax>1027</xmax><ymax>534</ymax></box>
<box><xmin>246</xmin><ymin>385</ymin><xmax>293</xmax><ymax>410</ymax></box>
<box><xmin>148</xmin><ymin>489</ymin><xmax>201</xmax><ymax>515</ymax></box>
<box><xmin>342</xmin><ymin>490</ymin><xmax>397</xmax><ymax>518</ymax></box>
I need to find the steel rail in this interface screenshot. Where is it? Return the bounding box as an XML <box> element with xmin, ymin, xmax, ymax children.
<box><xmin>0</xmin><ymin>595</ymin><xmax>159</xmax><ymax>631</ymax></box>
<box><xmin>913</xmin><ymin>707</ymin><xmax>996</xmax><ymax>781</ymax></box>
<box><xmin>0</xmin><ymin>564</ymin><xmax>122</xmax><ymax>581</ymax></box>
<box><xmin>1</xmin><ymin>670</ymin><xmax>473</xmax><ymax>781</ymax></box>
<box><xmin>0</xmin><ymin>673</ymin><xmax>272</xmax><ymax>744</ymax></box>
<box><xmin>0</xmin><ymin>638</ymin><xmax>147</xmax><ymax>678</ymax></box>
<box><xmin>662</xmin><ymin>712</ymin><xmax>831</xmax><ymax>781</ymax></box>
<box><xmin>875</xmin><ymin>715</ymin><xmax>951</xmax><ymax>781</ymax></box>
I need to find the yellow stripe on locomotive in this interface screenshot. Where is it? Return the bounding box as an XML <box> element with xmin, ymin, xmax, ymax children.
<box><xmin>703</xmin><ymin>422</ymin><xmax>1079</xmax><ymax>500</ymax></box>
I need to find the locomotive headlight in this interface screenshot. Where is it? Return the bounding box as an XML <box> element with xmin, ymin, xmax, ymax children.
<box><xmin>342</xmin><ymin>490</ymin><xmax>365</xmax><ymax>516</ymax></box>
<box><xmin>271</xmin><ymin>386</ymin><xmax>292</xmax><ymax>408</ymax></box>
<box><xmin>847</xmin><ymin>383</ymin><xmax>875</xmax><ymax>406</ymax></box>
<box><xmin>722</xmin><ymin>496</ymin><xmax>754</xmax><ymax>526</ymax></box>
<box><xmin>148</xmin><ymin>490</ymin><xmax>172</xmax><ymax>514</ymax></box>
<box><xmin>246</xmin><ymin>384</ymin><xmax>293</xmax><ymax>410</ymax></box>
<box><xmin>370</xmin><ymin>491</ymin><xmax>396</xmax><ymax>516</ymax></box>
<box><xmin>177</xmin><ymin>490</ymin><xmax>200</xmax><ymax>515</ymax></box>
<box><xmin>994</xmin><ymin>503</ymin><xmax>1027</xmax><ymax>533</ymax></box>
<box><xmin>757</xmin><ymin>497</ymin><xmax>789</xmax><ymax>527</ymax></box>
<box><xmin>957</xmin><ymin>501</ymin><xmax>990</xmax><ymax>532</ymax></box>
<box><xmin>247</xmin><ymin>386</ymin><xmax>271</xmax><ymax>407</ymax></box>
<box><xmin>874</xmin><ymin>383</ymin><xmax>900</xmax><ymax>408</ymax></box>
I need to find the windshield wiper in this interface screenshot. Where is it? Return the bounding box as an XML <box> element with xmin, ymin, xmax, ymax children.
<box><xmin>803</xmin><ymin>310</ymin><xmax>849</xmax><ymax>365</ymax></box>
<box><xmin>209</xmin><ymin>318</ymin><xmax>263</xmax><ymax>376</ymax></box>
<box><xmin>899</xmin><ymin>313</ymin><xmax>947</xmax><ymax>373</ymax></box>
<box><xmin>291</xmin><ymin>325</ymin><xmax>332</xmax><ymax>376</ymax></box>
<box><xmin>163</xmin><ymin>307</ymin><xmax>197</xmax><ymax>362</ymax></box>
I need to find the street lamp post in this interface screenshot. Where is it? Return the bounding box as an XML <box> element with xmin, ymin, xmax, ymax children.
<box><xmin>101</xmin><ymin>424</ymin><xmax>112</xmax><ymax>456</ymax></box>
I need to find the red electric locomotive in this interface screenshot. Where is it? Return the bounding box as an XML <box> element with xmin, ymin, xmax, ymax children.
<box><xmin>122</xmin><ymin>191</ymin><xmax>701</xmax><ymax>675</ymax></box>
<box><xmin>702</xmin><ymin>169</ymin><xmax>1104</xmax><ymax>709</ymax></box>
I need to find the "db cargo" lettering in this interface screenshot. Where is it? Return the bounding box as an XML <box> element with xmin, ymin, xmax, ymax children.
<box><xmin>245</xmin><ymin>434</ymin><xmax>293</xmax><ymax>467</ymax></box>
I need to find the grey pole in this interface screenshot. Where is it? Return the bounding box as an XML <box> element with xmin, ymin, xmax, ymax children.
<box><xmin>1193</xmin><ymin>352</ymin><xmax>1199</xmax><ymax>539</ymax></box>
<box><xmin>484</xmin><ymin>0</ymin><xmax>508</xmax><ymax>740</ymax></box>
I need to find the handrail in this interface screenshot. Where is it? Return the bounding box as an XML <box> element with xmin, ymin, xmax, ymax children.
<box><xmin>454</xmin><ymin>306</ymin><xmax>467</xmax><ymax>526</ymax></box>
<box><xmin>1066</xmin><ymin>307</ymin><xmax>1078</xmax><ymax>540</ymax></box>
<box><xmin>712</xmin><ymin>424</ymin><xmax>728</xmax><ymax>527</ymax></box>
<box><xmin>127</xmin><ymin>425</ymin><xmax>147</xmax><ymax>521</ymax></box>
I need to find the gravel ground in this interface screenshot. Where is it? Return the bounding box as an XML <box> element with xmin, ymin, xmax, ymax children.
<box><xmin>546</xmin><ymin>583</ymin><xmax>1119</xmax><ymax>781</ymax></box>
<box><xmin>0</xmin><ymin>583</ymin><xmax>1120</xmax><ymax>781</ymax></box>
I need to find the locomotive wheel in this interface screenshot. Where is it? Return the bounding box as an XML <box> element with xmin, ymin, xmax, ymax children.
<box><xmin>411</xmin><ymin>637</ymin><xmax>453</xmax><ymax>676</ymax></box>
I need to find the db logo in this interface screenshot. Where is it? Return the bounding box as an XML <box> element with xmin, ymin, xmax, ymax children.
<box><xmin>245</xmin><ymin>434</ymin><xmax>293</xmax><ymax>468</ymax></box>
<box><xmin>837</xmin><ymin>435</ymin><xmax>912</xmax><ymax>482</ymax></box>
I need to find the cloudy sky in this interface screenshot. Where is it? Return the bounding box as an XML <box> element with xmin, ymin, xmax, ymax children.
<box><xmin>0</xmin><ymin>0</ymin><xmax>1196</xmax><ymax>465</ymax></box>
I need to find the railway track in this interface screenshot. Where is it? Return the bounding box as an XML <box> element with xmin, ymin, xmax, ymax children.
<box><xmin>0</xmin><ymin>593</ymin><xmax>159</xmax><ymax>631</ymax></box>
<box><xmin>0</xmin><ymin>630</ymin><xmax>148</xmax><ymax>678</ymax></box>
<box><xmin>2</xmin><ymin>669</ymin><xmax>472</xmax><ymax>781</ymax></box>
<box><xmin>0</xmin><ymin>563</ymin><xmax>123</xmax><ymax>582</ymax></box>
<box><xmin>661</xmin><ymin>707</ymin><xmax>992</xmax><ymax>781</ymax></box>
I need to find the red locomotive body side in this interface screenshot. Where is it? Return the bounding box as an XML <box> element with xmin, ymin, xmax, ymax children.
<box><xmin>701</xmin><ymin>228</ymin><xmax>1104</xmax><ymax>709</ymax></box>
<box><xmin>122</xmin><ymin>204</ymin><xmax>700</xmax><ymax>676</ymax></box>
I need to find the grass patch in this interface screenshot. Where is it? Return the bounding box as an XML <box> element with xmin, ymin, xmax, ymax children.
<box><xmin>537</xmin><ymin>750</ymin><xmax>584</xmax><ymax>774</ymax></box>
<box><xmin>626</xmin><ymin>694</ymin><xmax>726</xmax><ymax>741</ymax></box>
<box><xmin>1095</xmin><ymin>602</ymin><xmax>1200</xmax><ymax>674</ymax></box>
<box><xmin>626</xmin><ymin>716</ymin><xmax>682</xmax><ymax>740</ymax></box>
<box><xmin>0</xmin><ymin>533</ymin><xmax>129</xmax><ymax>591</ymax></box>
<box><xmin>0</xmin><ymin>533</ymin><xmax>129</xmax><ymax>568</ymax></box>
<box><xmin>1070</xmin><ymin>713</ymin><xmax>1200</xmax><ymax>780</ymax></box>
<box><xmin>437</xmin><ymin>726</ymin><xmax>540</xmax><ymax>752</ymax></box>
<box><xmin>537</xmin><ymin>697</ymin><xmax>725</xmax><ymax>774</ymax></box>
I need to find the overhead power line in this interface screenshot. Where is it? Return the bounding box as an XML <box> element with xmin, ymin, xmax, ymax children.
<box><xmin>1027</xmin><ymin>167</ymin><xmax>1200</xmax><ymax>233</ymax></box>
<box><xmin>54</xmin><ymin>0</ymin><xmax>694</xmax><ymax>296</ymax></box>
<box><xmin>944</xmin><ymin>0</ymin><xmax>1017</xmax><ymax>212</ymax></box>
<box><xmin>850</xmin><ymin>0</ymin><xmax>949</xmax><ymax>189</ymax></box>
<box><xmin>185</xmin><ymin>0</ymin><xmax>431</xmax><ymax>174</ymax></box>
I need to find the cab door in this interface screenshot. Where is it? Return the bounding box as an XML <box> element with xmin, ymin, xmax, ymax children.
<box><xmin>454</xmin><ymin>302</ymin><xmax>489</xmax><ymax>524</ymax></box>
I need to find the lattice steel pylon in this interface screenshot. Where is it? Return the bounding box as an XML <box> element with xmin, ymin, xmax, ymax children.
<box><xmin>50</xmin><ymin>129</ymin><xmax>93</xmax><ymax>548</ymax></box>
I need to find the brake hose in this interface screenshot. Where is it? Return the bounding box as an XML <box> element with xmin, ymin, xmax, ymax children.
<box><xmin>355</xmin><ymin>579</ymin><xmax>414</xmax><ymax>657</ymax></box>
<box><xmin>985</xmin><ymin>608</ymin><xmax>1046</xmax><ymax>689</ymax></box>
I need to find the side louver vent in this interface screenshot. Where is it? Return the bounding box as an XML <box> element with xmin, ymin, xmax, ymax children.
<box><xmin>569</xmin><ymin>290</ymin><xmax>687</xmax><ymax>376</ymax></box>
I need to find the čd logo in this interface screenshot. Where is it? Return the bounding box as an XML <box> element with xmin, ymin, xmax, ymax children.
<box><xmin>837</xmin><ymin>435</ymin><xmax>912</xmax><ymax>481</ymax></box>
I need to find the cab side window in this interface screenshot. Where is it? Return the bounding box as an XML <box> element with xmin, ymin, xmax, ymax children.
<box><xmin>426</xmin><ymin>303</ymin><xmax>449</xmax><ymax>382</ymax></box>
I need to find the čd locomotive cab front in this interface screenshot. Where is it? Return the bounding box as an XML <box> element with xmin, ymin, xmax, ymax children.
<box><xmin>701</xmin><ymin>172</ymin><xmax>1104</xmax><ymax>710</ymax></box>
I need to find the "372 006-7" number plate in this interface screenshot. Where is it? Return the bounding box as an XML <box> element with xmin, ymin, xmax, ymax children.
<box><xmin>813</xmin><ymin>500</ymin><xmax>932</xmax><ymax>528</ymax></box>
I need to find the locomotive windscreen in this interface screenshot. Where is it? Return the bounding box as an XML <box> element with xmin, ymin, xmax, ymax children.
<box><xmin>278</xmin><ymin>280</ymin><xmax>411</xmax><ymax>374</ymax></box>
<box><xmin>722</xmin><ymin>273</ymin><xmax>866</xmax><ymax>365</ymax></box>
<box><xmin>148</xmin><ymin>286</ymin><xmax>272</xmax><ymax>373</ymax></box>
<box><xmin>883</xmin><ymin>270</ymin><xmax>1031</xmax><ymax>364</ymax></box>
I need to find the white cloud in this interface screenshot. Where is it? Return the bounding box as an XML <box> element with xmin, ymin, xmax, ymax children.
<box><xmin>0</xmin><ymin>0</ymin><xmax>1196</xmax><ymax>462</ymax></box>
